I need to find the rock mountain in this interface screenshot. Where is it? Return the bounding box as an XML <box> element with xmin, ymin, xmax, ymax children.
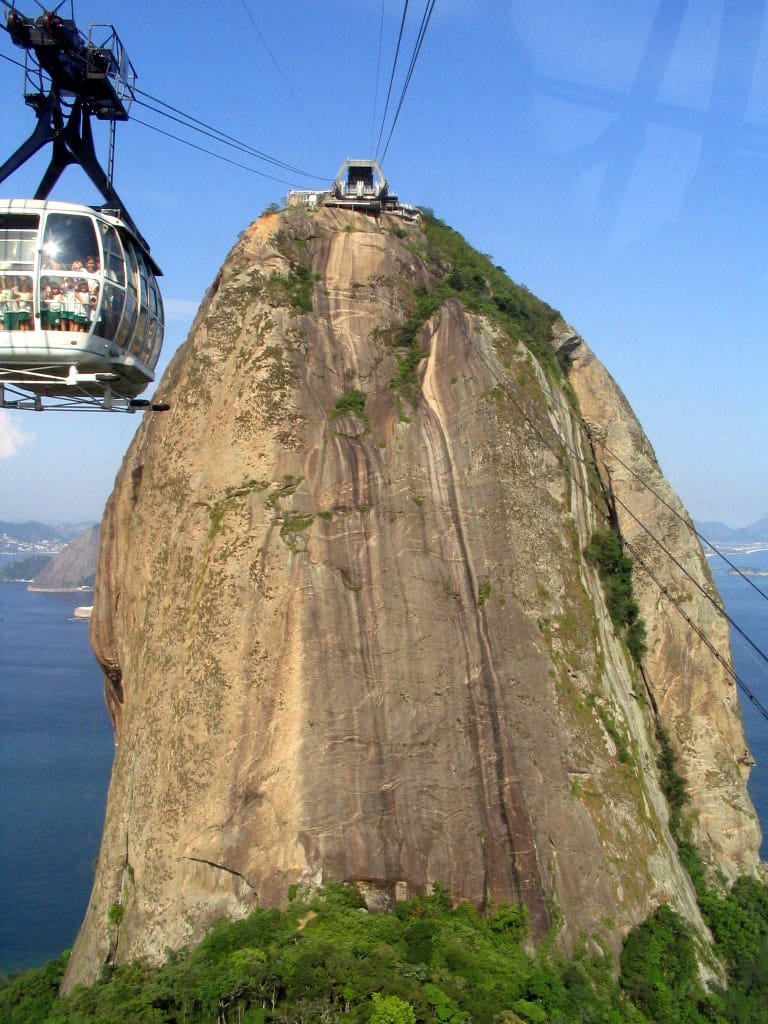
<box><xmin>64</xmin><ymin>205</ymin><xmax>762</xmax><ymax>989</ymax></box>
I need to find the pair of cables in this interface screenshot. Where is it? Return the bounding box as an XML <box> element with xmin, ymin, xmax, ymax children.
<box><xmin>489</xmin><ymin>349</ymin><xmax>768</xmax><ymax>722</ymax></box>
<box><xmin>131</xmin><ymin>89</ymin><xmax>325</xmax><ymax>189</ymax></box>
<box><xmin>373</xmin><ymin>0</ymin><xmax>438</xmax><ymax>163</ymax></box>
<box><xmin>0</xmin><ymin>3</ymin><xmax>327</xmax><ymax>189</ymax></box>
<box><xmin>436</xmin><ymin>298</ymin><xmax>768</xmax><ymax>722</ymax></box>
<box><xmin>135</xmin><ymin>0</ymin><xmax>439</xmax><ymax>186</ymax></box>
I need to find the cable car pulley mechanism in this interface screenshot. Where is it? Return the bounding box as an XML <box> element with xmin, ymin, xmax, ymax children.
<box><xmin>0</xmin><ymin>1</ymin><xmax>168</xmax><ymax>412</ymax></box>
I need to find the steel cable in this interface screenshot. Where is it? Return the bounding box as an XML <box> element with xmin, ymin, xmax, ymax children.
<box><xmin>379</xmin><ymin>0</ymin><xmax>437</xmax><ymax>163</ymax></box>
<box><xmin>375</xmin><ymin>0</ymin><xmax>410</xmax><ymax>159</ymax></box>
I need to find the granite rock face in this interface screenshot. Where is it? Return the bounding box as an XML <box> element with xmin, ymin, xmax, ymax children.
<box><xmin>64</xmin><ymin>207</ymin><xmax>762</xmax><ymax>988</ymax></box>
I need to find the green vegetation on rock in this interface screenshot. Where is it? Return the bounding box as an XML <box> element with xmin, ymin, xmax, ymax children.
<box><xmin>384</xmin><ymin>212</ymin><xmax>561</xmax><ymax>408</ymax></box>
<box><xmin>4</xmin><ymin>880</ymin><xmax>768</xmax><ymax>1023</ymax></box>
<box><xmin>419</xmin><ymin>213</ymin><xmax>561</xmax><ymax>378</ymax></box>
<box><xmin>330</xmin><ymin>389</ymin><xmax>367</xmax><ymax>420</ymax></box>
<box><xmin>584</xmin><ymin>529</ymin><xmax>647</xmax><ymax>664</ymax></box>
<box><xmin>619</xmin><ymin>904</ymin><xmax>704</xmax><ymax>1021</ymax></box>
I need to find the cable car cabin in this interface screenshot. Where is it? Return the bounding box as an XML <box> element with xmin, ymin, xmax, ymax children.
<box><xmin>0</xmin><ymin>199</ymin><xmax>163</xmax><ymax>402</ymax></box>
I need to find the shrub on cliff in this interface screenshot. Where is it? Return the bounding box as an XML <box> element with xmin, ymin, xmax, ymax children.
<box><xmin>585</xmin><ymin>529</ymin><xmax>647</xmax><ymax>663</ymax></box>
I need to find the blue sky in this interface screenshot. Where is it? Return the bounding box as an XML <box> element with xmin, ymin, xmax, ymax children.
<box><xmin>0</xmin><ymin>0</ymin><xmax>766</xmax><ymax>528</ymax></box>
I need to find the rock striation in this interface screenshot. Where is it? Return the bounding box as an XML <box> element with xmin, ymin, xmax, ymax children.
<box><xmin>64</xmin><ymin>206</ymin><xmax>762</xmax><ymax>989</ymax></box>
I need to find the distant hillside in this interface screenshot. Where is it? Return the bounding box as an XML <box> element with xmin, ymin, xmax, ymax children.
<box><xmin>695</xmin><ymin>517</ymin><xmax>768</xmax><ymax>544</ymax></box>
<box><xmin>0</xmin><ymin>554</ymin><xmax>53</xmax><ymax>581</ymax></box>
<box><xmin>28</xmin><ymin>525</ymin><xmax>100</xmax><ymax>591</ymax></box>
<box><xmin>0</xmin><ymin>521</ymin><xmax>96</xmax><ymax>561</ymax></box>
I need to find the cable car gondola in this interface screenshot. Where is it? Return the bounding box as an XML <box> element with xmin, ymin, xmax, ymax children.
<box><xmin>0</xmin><ymin>3</ymin><xmax>165</xmax><ymax>412</ymax></box>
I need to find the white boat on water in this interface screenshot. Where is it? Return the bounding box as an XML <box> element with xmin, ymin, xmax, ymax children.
<box><xmin>74</xmin><ymin>605</ymin><xmax>93</xmax><ymax>620</ymax></box>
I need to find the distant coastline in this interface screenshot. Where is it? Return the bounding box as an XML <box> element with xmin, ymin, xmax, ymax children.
<box><xmin>0</xmin><ymin>581</ymin><xmax>93</xmax><ymax>590</ymax></box>
<box><xmin>704</xmin><ymin>543</ymin><xmax>768</xmax><ymax>556</ymax></box>
<box><xmin>26</xmin><ymin>585</ymin><xmax>94</xmax><ymax>594</ymax></box>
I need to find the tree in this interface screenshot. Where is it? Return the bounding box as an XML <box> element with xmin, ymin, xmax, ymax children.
<box><xmin>620</xmin><ymin>904</ymin><xmax>706</xmax><ymax>1021</ymax></box>
<box><xmin>369</xmin><ymin>992</ymin><xmax>416</xmax><ymax>1024</ymax></box>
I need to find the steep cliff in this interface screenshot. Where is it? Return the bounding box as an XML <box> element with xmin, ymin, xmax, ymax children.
<box><xmin>64</xmin><ymin>206</ymin><xmax>762</xmax><ymax>989</ymax></box>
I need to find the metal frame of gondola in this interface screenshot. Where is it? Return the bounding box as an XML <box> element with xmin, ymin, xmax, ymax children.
<box><xmin>0</xmin><ymin>4</ymin><xmax>165</xmax><ymax>412</ymax></box>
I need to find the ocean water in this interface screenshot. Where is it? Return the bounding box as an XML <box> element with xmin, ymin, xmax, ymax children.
<box><xmin>0</xmin><ymin>583</ymin><xmax>113</xmax><ymax>975</ymax></box>
<box><xmin>0</xmin><ymin>554</ymin><xmax>767</xmax><ymax>976</ymax></box>
<box><xmin>709</xmin><ymin>547</ymin><xmax>768</xmax><ymax>861</ymax></box>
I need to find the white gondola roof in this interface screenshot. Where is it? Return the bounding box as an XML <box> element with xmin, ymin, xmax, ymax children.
<box><xmin>0</xmin><ymin>198</ymin><xmax>161</xmax><ymax>274</ymax></box>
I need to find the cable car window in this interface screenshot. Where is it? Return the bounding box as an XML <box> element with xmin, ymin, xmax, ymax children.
<box><xmin>115</xmin><ymin>278</ymin><xmax>137</xmax><ymax>350</ymax></box>
<box><xmin>123</xmin><ymin>238</ymin><xmax>140</xmax><ymax>299</ymax></box>
<box><xmin>142</xmin><ymin>276</ymin><xmax>164</xmax><ymax>368</ymax></box>
<box><xmin>153</xmin><ymin>281</ymin><xmax>165</xmax><ymax>369</ymax></box>
<box><xmin>93</xmin><ymin>280</ymin><xmax>125</xmax><ymax>341</ymax></box>
<box><xmin>0</xmin><ymin>213</ymin><xmax>39</xmax><ymax>270</ymax></box>
<box><xmin>140</xmin><ymin>286</ymin><xmax>161</xmax><ymax>364</ymax></box>
<box><xmin>117</xmin><ymin>239</ymin><xmax>140</xmax><ymax>352</ymax></box>
<box><xmin>42</xmin><ymin>213</ymin><xmax>98</xmax><ymax>273</ymax></box>
<box><xmin>128</xmin><ymin>315</ymin><xmax>145</xmax><ymax>358</ymax></box>
<box><xmin>147</xmin><ymin>279</ymin><xmax>157</xmax><ymax>317</ymax></box>
<box><xmin>39</xmin><ymin>275</ymin><xmax>91</xmax><ymax>332</ymax></box>
<box><xmin>141</xmin><ymin>318</ymin><xmax>157</xmax><ymax>364</ymax></box>
<box><xmin>132</xmin><ymin>259</ymin><xmax>149</xmax><ymax>357</ymax></box>
<box><xmin>153</xmin><ymin>277</ymin><xmax>165</xmax><ymax>330</ymax></box>
<box><xmin>0</xmin><ymin>273</ymin><xmax>34</xmax><ymax>331</ymax></box>
<box><xmin>99</xmin><ymin>223</ymin><xmax>126</xmax><ymax>285</ymax></box>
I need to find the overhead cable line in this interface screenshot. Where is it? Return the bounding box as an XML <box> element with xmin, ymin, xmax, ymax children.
<box><xmin>0</xmin><ymin>49</ymin><xmax>24</xmax><ymax>70</ymax></box>
<box><xmin>503</xmin><ymin>364</ymin><xmax>768</xmax><ymax>678</ymax></box>
<box><xmin>131</xmin><ymin>116</ymin><xmax>302</xmax><ymax>187</ymax></box>
<box><xmin>371</xmin><ymin>0</ymin><xmax>387</xmax><ymax>155</ymax></box>
<box><xmin>594</xmin><ymin>436</ymin><xmax>768</xmax><ymax>606</ymax></box>
<box><xmin>487</xmin><ymin>352</ymin><xmax>768</xmax><ymax>681</ymax></box>
<box><xmin>133</xmin><ymin>89</ymin><xmax>327</xmax><ymax>182</ymax></box>
<box><xmin>0</xmin><ymin>40</ymin><xmax>326</xmax><ymax>186</ymax></box>
<box><xmin>626</xmin><ymin>537</ymin><xmax>768</xmax><ymax>723</ymax></box>
<box><xmin>379</xmin><ymin>0</ymin><xmax>437</xmax><ymax>164</ymax></box>
<box><xmin>608</xmin><ymin>487</ymin><xmax>768</xmax><ymax>674</ymax></box>
<box><xmin>0</xmin><ymin>5</ymin><xmax>328</xmax><ymax>185</ymax></box>
<box><xmin>375</xmin><ymin>0</ymin><xmax>410</xmax><ymax>160</ymax></box>
<box><xmin>237</xmin><ymin>0</ymin><xmax>333</xmax><ymax>163</ymax></box>
<box><xmin>132</xmin><ymin>96</ymin><xmax>320</xmax><ymax>180</ymax></box>
<box><xmin>520</xmin><ymin>381</ymin><xmax>768</xmax><ymax>677</ymax></box>
<box><xmin>565</xmin><ymin>420</ymin><xmax>768</xmax><ymax>704</ymax></box>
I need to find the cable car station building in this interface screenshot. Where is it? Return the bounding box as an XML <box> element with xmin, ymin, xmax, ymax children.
<box><xmin>288</xmin><ymin>159</ymin><xmax>419</xmax><ymax>219</ymax></box>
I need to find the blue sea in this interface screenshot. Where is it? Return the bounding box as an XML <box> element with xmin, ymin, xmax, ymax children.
<box><xmin>0</xmin><ymin>583</ymin><xmax>113</xmax><ymax>975</ymax></box>
<box><xmin>709</xmin><ymin>546</ymin><xmax>768</xmax><ymax>862</ymax></box>
<box><xmin>0</xmin><ymin>551</ymin><xmax>767</xmax><ymax>976</ymax></box>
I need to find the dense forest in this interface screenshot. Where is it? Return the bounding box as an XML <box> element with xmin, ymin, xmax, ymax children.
<box><xmin>2</xmin><ymin>877</ymin><xmax>768</xmax><ymax>1024</ymax></box>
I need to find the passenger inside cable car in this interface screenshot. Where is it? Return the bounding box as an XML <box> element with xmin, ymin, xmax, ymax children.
<box><xmin>0</xmin><ymin>274</ymin><xmax>34</xmax><ymax>330</ymax></box>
